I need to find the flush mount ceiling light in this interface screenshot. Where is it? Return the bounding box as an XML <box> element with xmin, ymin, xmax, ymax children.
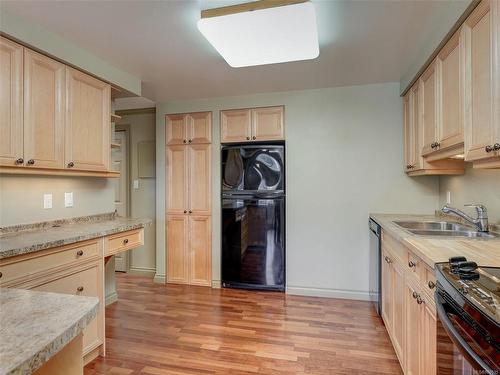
<box><xmin>197</xmin><ymin>0</ymin><xmax>319</xmax><ymax>68</ymax></box>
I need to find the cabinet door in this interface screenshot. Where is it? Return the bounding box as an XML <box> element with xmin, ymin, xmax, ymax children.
<box><xmin>188</xmin><ymin>144</ymin><xmax>211</xmax><ymax>215</ymax></box>
<box><xmin>405</xmin><ymin>282</ymin><xmax>421</xmax><ymax>375</ymax></box>
<box><xmin>221</xmin><ymin>109</ymin><xmax>251</xmax><ymax>143</ymax></box>
<box><xmin>421</xmin><ymin>62</ymin><xmax>438</xmax><ymax>156</ymax></box>
<box><xmin>65</xmin><ymin>67</ymin><xmax>110</xmax><ymax>171</ymax></box>
<box><xmin>24</xmin><ymin>49</ymin><xmax>65</xmax><ymax>169</ymax></box>
<box><xmin>32</xmin><ymin>262</ymin><xmax>104</xmax><ymax>356</ymax></box>
<box><xmin>166</xmin><ymin>215</ymin><xmax>189</xmax><ymax>284</ymax></box>
<box><xmin>251</xmin><ymin>106</ymin><xmax>284</xmax><ymax>141</ymax></box>
<box><xmin>189</xmin><ymin>215</ymin><xmax>211</xmax><ymax>286</ymax></box>
<box><xmin>381</xmin><ymin>248</ymin><xmax>393</xmax><ymax>332</ymax></box>
<box><xmin>438</xmin><ymin>32</ymin><xmax>463</xmax><ymax>149</ymax></box>
<box><xmin>403</xmin><ymin>93</ymin><xmax>413</xmax><ymax>171</ymax></box>
<box><xmin>187</xmin><ymin>112</ymin><xmax>211</xmax><ymax>144</ymax></box>
<box><xmin>166</xmin><ymin>145</ymin><xmax>188</xmax><ymax>215</ymax></box>
<box><xmin>0</xmin><ymin>37</ymin><xmax>23</xmax><ymax>166</ymax></box>
<box><xmin>392</xmin><ymin>261</ymin><xmax>406</xmax><ymax>367</ymax></box>
<box><xmin>463</xmin><ymin>0</ymin><xmax>495</xmax><ymax>161</ymax></box>
<box><xmin>421</xmin><ymin>303</ymin><xmax>437</xmax><ymax>375</ymax></box>
<box><xmin>166</xmin><ymin>114</ymin><xmax>187</xmax><ymax>145</ymax></box>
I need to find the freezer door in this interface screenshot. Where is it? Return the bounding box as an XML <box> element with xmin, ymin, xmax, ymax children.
<box><xmin>221</xmin><ymin>198</ymin><xmax>285</xmax><ymax>290</ymax></box>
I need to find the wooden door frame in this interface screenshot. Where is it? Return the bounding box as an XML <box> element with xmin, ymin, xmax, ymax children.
<box><xmin>114</xmin><ymin>124</ymin><xmax>131</xmax><ymax>271</ymax></box>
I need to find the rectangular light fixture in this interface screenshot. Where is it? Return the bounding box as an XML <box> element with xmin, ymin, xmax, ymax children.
<box><xmin>197</xmin><ymin>0</ymin><xmax>319</xmax><ymax>68</ymax></box>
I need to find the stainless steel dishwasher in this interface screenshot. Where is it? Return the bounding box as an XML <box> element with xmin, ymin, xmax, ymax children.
<box><xmin>369</xmin><ymin>218</ymin><xmax>382</xmax><ymax>315</ymax></box>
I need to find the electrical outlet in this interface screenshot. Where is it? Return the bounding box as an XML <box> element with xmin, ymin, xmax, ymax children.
<box><xmin>43</xmin><ymin>194</ymin><xmax>52</xmax><ymax>209</ymax></box>
<box><xmin>133</xmin><ymin>179</ymin><xmax>139</xmax><ymax>189</ymax></box>
<box><xmin>64</xmin><ymin>192</ymin><xmax>74</xmax><ymax>208</ymax></box>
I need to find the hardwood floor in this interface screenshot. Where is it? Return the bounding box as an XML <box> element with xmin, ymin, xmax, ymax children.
<box><xmin>85</xmin><ymin>274</ymin><xmax>402</xmax><ymax>375</ymax></box>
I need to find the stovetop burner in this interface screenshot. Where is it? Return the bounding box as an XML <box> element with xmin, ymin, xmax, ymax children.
<box><xmin>438</xmin><ymin>260</ymin><xmax>500</xmax><ymax>324</ymax></box>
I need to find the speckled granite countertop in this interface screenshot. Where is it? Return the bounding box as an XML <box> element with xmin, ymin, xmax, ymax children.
<box><xmin>0</xmin><ymin>213</ymin><xmax>151</xmax><ymax>260</ymax></box>
<box><xmin>370</xmin><ymin>213</ymin><xmax>500</xmax><ymax>268</ymax></box>
<box><xmin>0</xmin><ymin>288</ymin><xmax>98</xmax><ymax>375</ymax></box>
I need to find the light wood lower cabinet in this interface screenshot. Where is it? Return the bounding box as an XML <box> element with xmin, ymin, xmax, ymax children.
<box><xmin>381</xmin><ymin>232</ymin><xmax>437</xmax><ymax>374</ymax></box>
<box><xmin>167</xmin><ymin>215</ymin><xmax>212</xmax><ymax>286</ymax></box>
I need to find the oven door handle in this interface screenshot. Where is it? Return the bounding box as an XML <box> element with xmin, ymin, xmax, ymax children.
<box><xmin>435</xmin><ymin>293</ymin><xmax>494</xmax><ymax>373</ymax></box>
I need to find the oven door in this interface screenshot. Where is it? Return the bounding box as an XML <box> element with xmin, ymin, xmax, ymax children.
<box><xmin>436</xmin><ymin>293</ymin><xmax>500</xmax><ymax>374</ymax></box>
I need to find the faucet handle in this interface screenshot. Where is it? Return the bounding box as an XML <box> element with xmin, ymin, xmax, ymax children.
<box><xmin>464</xmin><ymin>204</ymin><xmax>487</xmax><ymax>218</ymax></box>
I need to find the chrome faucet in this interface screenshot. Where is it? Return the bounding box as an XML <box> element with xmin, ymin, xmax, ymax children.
<box><xmin>441</xmin><ymin>204</ymin><xmax>489</xmax><ymax>232</ymax></box>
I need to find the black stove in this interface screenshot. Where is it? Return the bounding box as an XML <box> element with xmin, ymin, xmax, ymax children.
<box><xmin>436</xmin><ymin>257</ymin><xmax>500</xmax><ymax>374</ymax></box>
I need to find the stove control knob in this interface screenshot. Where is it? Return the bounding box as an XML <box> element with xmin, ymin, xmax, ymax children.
<box><xmin>457</xmin><ymin>261</ymin><xmax>478</xmax><ymax>273</ymax></box>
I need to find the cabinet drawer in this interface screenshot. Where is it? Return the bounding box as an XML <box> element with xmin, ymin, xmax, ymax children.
<box><xmin>0</xmin><ymin>239</ymin><xmax>101</xmax><ymax>286</ymax></box>
<box><xmin>32</xmin><ymin>261</ymin><xmax>103</xmax><ymax>354</ymax></box>
<box><xmin>381</xmin><ymin>231</ymin><xmax>406</xmax><ymax>266</ymax></box>
<box><xmin>406</xmin><ymin>250</ymin><xmax>423</xmax><ymax>280</ymax></box>
<box><xmin>105</xmin><ymin>228</ymin><xmax>143</xmax><ymax>256</ymax></box>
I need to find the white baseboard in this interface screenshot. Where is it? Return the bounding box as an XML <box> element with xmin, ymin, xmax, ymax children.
<box><xmin>286</xmin><ymin>286</ymin><xmax>371</xmax><ymax>301</ymax></box>
<box><xmin>153</xmin><ymin>273</ymin><xmax>166</xmax><ymax>284</ymax></box>
<box><xmin>105</xmin><ymin>291</ymin><xmax>118</xmax><ymax>306</ymax></box>
<box><xmin>128</xmin><ymin>266</ymin><xmax>156</xmax><ymax>277</ymax></box>
<box><xmin>211</xmin><ymin>280</ymin><xmax>221</xmax><ymax>289</ymax></box>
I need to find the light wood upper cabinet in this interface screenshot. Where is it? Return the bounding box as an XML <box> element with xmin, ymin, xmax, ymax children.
<box><xmin>24</xmin><ymin>49</ymin><xmax>65</xmax><ymax>169</ymax></box>
<box><xmin>252</xmin><ymin>106</ymin><xmax>284</xmax><ymax>141</ymax></box>
<box><xmin>0</xmin><ymin>37</ymin><xmax>23</xmax><ymax>166</ymax></box>
<box><xmin>221</xmin><ymin>106</ymin><xmax>284</xmax><ymax>143</ymax></box>
<box><xmin>438</xmin><ymin>31</ymin><xmax>463</xmax><ymax>152</ymax></box>
<box><xmin>189</xmin><ymin>215</ymin><xmax>211</xmax><ymax>286</ymax></box>
<box><xmin>65</xmin><ymin>67</ymin><xmax>110</xmax><ymax>171</ymax></box>
<box><xmin>420</xmin><ymin>62</ymin><xmax>438</xmax><ymax>156</ymax></box>
<box><xmin>166</xmin><ymin>114</ymin><xmax>187</xmax><ymax>145</ymax></box>
<box><xmin>221</xmin><ymin>109</ymin><xmax>252</xmax><ymax>143</ymax></box>
<box><xmin>166</xmin><ymin>145</ymin><xmax>188</xmax><ymax>215</ymax></box>
<box><xmin>188</xmin><ymin>112</ymin><xmax>211</xmax><ymax>144</ymax></box>
<box><xmin>166</xmin><ymin>215</ymin><xmax>189</xmax><ymax>284</ymax></box>
<box><xmin>462</xmin><ymin>0</ymin><xmax>500</xmax><ymax>166</ymax></box>
<box><xmin>189</xmin><ymin>144</ymin><xmax>211</xmax><ymax>215</ymax></box>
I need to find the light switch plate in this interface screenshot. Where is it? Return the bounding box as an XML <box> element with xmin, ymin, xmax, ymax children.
<box><xmin>43</xmin><ymin>194</ymin><xmax>52</xmax><ymax>209</ymax></box>
<box><xmin>133</xmin><ymin>179</ymin><xmax>139</xmax><ymax>189</ymax></box>
<box><xmin>65</xmin><ymin>192</ymin><xmax>74</xmax><ymax>208</ymax></box>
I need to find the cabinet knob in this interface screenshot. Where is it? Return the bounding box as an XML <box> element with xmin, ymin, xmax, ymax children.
<box><xmin>408</xmin><ymin>261</ymin><xmax>416</xmax><ymax>268</ymax></box>
<box><xmin>189</xmin><ymin>210</ymin><xmax>192</xmax><ymax>214</ymax></box>
<box><xmin>184</xmin><ymin>210</ymin><xmax>187</xmax><ymax>214</ymax></box>
<box><xmin>123</xmin><ymin>238</ymin><xmax>129</xmax><ymax>245</ymax></box>
<box><xmin>246</xmin><ymin>137</ymin><xmax>250</xmax><ymax>140</ymax></box>
<box><xmin>434</xmin><ymin>142</ymin><xmax>440</xmax><ymax>148</ymax></box>
<box><xmin>76</xmin><ymin>250</ymin><xmax>84</xmax><ymax>257</ymax></box>
<box><xmin>431</xmin><ymin>142</ymin><xmax>436</xmax><ymax>148</ymax></box>
<box><xmin>27</xmin><ymin>159</ymin><xmax>35</xmax><ymax>165</ymax></box>
<box><xmin>183</xmin><ymin>139</ymin><xmax>187</xmax><ymax>143</ymax></box>
<box><xmin>412</xmin><ymin>291</ymin><xmax>418</xmax><ymax>299</ymax></box>
<box><xmin>494</xmin><ymin>143</ymin><xmax>500</xmax><ymax>151</ymax></box>
<box><xmin>67</xmin><ymin>161</ymin><xmax>75</xmax><ymax>168</ymax></box>
<box><xmin>188</xmin><ymin>139</ymin><xmax>192</xmax><ymax>143</ymax></box>
<box><xmin>77</xmin><ymin>286</ymin><xmax>84</xmax><ymax>292</ymax></box>
<box><xmin>428</xmin><ymin>281</ymin><xmax>436</xmax><ymax>289</ymax></box>
<box><xmin>252</xmin><ymin>136</ymin><xmax>256</xmax><ymax>140</ymax></box>
<box><xmin>485</xmin><ymin>145</ymin><xmax>493</xmax><ymax>153</ymax></box>
<box><xmin>384</xmin><ymin>256</ymin><xmax>392</xmax><ymax>264</ymax></box>
<box><xmin>15</xmin><ymin>158</ymin><xmax>24</xmax><ymax>165</ymax></box>
<box><xmin>416</xmin><ymin>296</ymin><xmax>424</xmax><ymax>304</ymax></box>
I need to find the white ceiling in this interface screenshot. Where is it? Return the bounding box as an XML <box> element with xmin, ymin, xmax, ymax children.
<box><xmin>2</xmin><ymin>0</ymin><xmax>468</xmax><ymax>102</ymax></box>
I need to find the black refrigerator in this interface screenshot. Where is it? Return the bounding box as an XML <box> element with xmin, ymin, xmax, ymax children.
<box><xmin>221</xmin><ymin>143</ymin><xmax>285</xmax><ymax>291</ymax></box>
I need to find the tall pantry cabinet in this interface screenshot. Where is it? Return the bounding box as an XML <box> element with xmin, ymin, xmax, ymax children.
<box><xmin>166</xmin><ymin>112</ymin><xmax>212</xmax><ymax>286</ymax></box>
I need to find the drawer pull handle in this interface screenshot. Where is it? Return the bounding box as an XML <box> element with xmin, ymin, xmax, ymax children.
<box><xmin>76</xmin><ymin>250</ymin><xmax>84</xmax><ymax>256</ymax></box>
<box><xmin>428</xmin><ymin>281</ymin><xmax>436</xmax><ymax>289</ymax></box>
<box><xmin>408</xmin><ymin>261</ymin><xmax>416</xmax><ymax>268</ymax></box>
<box><xmin>123</xmin><ymin>238</ymin><xmax>129</xmax><ymax>245</ymax></box>
<box><xmin>77</xmin><ymin>286</ymin><xmax>84</xmax><ymax>292</ymax></box>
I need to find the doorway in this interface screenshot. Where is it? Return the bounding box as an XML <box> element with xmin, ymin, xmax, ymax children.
<box><xmin>112</xmin><ymin>129</ymin><xmax>130</xmax><ymax>272</ymax></box>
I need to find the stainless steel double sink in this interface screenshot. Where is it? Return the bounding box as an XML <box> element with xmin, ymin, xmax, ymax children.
<box><xmin>393</xmin><ymin>220</ymin><xmax>500</xmax><ymax>239</ymax></box>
